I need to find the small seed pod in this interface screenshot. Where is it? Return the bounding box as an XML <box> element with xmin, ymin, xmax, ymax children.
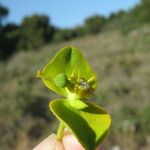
<box><xmin>54</xmin><ymin>73</ymin><xmax>69</xmax><ymax>88</ymax></box>
<box><xmin>75</xmin><ymin>78</ymin><xmax>94</xmax><ymax>98</ymax></box>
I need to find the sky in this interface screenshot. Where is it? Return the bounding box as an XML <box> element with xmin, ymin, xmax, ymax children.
<box><xmin>2</xmin><ymin>0</ymin><xmax>140</xmax><ymax>28</ymax></box>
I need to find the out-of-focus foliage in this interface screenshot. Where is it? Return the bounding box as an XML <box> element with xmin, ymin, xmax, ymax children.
<box><xmin>53</xmin><ymin>26</ymin><xmax>85</xmax><ymax>42</ymax></box>
<box><xmin>18</xmin><ymin>15</ymin><xmax>55</xmax><ymax>50</ymax></box>
<box><xmin>0</xmin><ymin>23</ymin><xmax>20</xmax><ymax>59</ymax></box>
<box><xmin>0</xmin><ymin>0</ymin><xmax>150</xmax><ymax>60</ymax></box>
<box><xmin>0</xmin><ymin>4</ymin><xmax>20</xmax><ymax>60</ymax></box>
<box><xmin>0</xmin><ymin>4</ymin><xmax>8</xmax><ymax>26</ymax></box>
<box><xmin>53</xmin><ymin>29</ymin><xmax>77</xmax><ymax>42</ymax></box>
<box><xmin>132</xmin><ymin>0</ymin><xmax>150</xmax><ymax>23</ymax></box>
<box><xmin>84</xmin><ymin>15</ymin><xmax>105</xmax><ymax>34</ymax></box>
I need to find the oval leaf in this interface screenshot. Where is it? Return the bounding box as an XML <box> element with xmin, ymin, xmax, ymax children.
<box><xmin>50</xmin><ymin>99</ymin><xmax>111</xmax><ymax>150</ymax></box>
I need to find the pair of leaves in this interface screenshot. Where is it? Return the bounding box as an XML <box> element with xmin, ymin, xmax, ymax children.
<box><xmin>37</xmin><ymin>46</ymin><xmax>96</xmax><ymax>98</ymax></box>
<box><xmin>37</xmin><ymin>46</ymin><xmax>111</xmax><ymax>150</ymax></box>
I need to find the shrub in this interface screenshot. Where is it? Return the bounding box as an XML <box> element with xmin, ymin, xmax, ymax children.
<box><xmin>84</xmin><ymin>15</ymin><xmax>105</xmax><ymax>34</ymax></box>
<box><xmin>18</xmin><ymin>14</ymin><xmax>55</xmax><ymax>50</ymax></box>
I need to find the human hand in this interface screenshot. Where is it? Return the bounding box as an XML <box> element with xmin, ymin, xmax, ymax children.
<box><xmin>33</xmin><ymin>130</ymin><xmax>101</xmax><ymax>150</ymax></box>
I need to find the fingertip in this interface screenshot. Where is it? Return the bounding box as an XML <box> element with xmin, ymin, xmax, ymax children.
<box><xmin>62</xmin><ymin>133</ymin><xmax>85</xmax><ymax>150</ymax></box>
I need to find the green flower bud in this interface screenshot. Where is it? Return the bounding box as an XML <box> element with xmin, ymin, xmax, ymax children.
<box><xmin>54</xmin><ymin>73</ymin><xmax>68</xmax><ymax>88</ymax></box>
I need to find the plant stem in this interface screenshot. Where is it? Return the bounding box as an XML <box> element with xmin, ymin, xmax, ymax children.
<box><xmin>57</xmin><ymin>122</ymin><xmax>65</xmax><ymax>141</ymax></box>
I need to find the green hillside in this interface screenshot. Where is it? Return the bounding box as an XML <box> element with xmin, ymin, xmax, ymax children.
<box><xmin>0</xmin><ymin>24</ymin><xmax>150</xmax><ymax>150</ymax></box>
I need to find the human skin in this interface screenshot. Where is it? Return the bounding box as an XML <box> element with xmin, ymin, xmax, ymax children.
<box><xmin>33</xmin><ymin>131</ymin><xmax>100</xmax><ymax>150</ymax></box>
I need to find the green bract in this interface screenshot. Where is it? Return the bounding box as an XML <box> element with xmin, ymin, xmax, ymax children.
<box><xmin>36</xmin><ymin>46</ymin><xmax>111</xmax><ymax>150</ymax></box>
<box><xmin>36</xmin><ymin>46</ymin><xmax>96</xmax><ymax>99</ymax></box>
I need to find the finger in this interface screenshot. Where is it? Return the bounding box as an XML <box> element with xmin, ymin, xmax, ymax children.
<box><xmin>63</xmin><ymin>132</ymin><xmax>85</xmax><ymax>150</ymax></box>
<box><xmin>33</xmin><ymin>134</ymin><xmax>64</xmax><ymax>150</ymax></box>
<box><xmin>63</xmin><ymin>131</ymin><xmax>101</xmax><ymax>150</ymax></box>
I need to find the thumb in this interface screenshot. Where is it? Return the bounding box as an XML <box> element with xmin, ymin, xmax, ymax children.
<box><xmin>33</xmin><ymin>134</ymin><xmax>64</xmax><ymax>150</ymax></box>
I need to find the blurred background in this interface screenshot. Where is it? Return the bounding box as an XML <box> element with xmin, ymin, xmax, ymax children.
<box><xmin>0</xmin><ymin>0</ymin><xmax>150</xmax><ymax>149</ymax></box>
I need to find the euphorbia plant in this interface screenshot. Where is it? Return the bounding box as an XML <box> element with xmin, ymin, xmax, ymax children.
<box><xmin>36</xmin><ymin>46</ymin><xmax>111</xmax><ymax>150</ymax></box>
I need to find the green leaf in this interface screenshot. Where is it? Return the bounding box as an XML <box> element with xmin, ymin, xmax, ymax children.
<box><xmin>50</xmin><ymin>99</ymin><xmax>111</xmax><ymax>150</ymax></box>
<box><xmin>69</xmin><ymin>99</ymin><xmax>88</xmax><ymax>109</ymax></box>
<box><xmin>38</xmin><ymin>46</ymin><xmax>96</xmax><ymax>97</ymax></box>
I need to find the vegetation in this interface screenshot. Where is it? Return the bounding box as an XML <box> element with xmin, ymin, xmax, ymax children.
<box><xmin>0</xmin><ymin>0</ymin><xmax>150</xmax><ymax>60</ymax></box>
<box><xmin>0</xmin><ymin>0</ymin><xmax>150</xmax><ymax>149</ymax></box>
<box><xmin>18</xmin><ymin>15</ymin><xmax>55</xmax><ymax>50</ymax></box>
<box><xmin>84</xmin><ymin>15</ymin><xmax>105</xmax><ymax>34</ymax></box>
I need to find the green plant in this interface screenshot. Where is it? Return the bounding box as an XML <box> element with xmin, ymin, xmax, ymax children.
<box><xmin>36</xmin><ymin>46</ymin><xmax>111</xmax><ymax>150</ymax></box>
